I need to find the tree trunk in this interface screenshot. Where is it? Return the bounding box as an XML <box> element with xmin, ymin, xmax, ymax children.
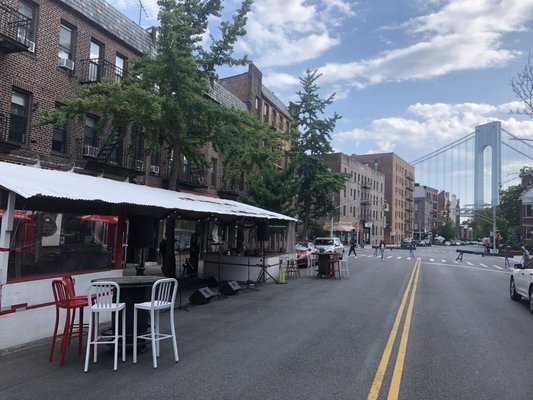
<box><xmin>163</xmin><ymin>133</ymin><xmax>181</xmax><ymax>278</ymax></box>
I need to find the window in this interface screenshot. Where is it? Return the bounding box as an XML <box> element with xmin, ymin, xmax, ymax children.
<box><xmin>9</xmin><ymin>89</ymin><xmax>30</xmax><ymax>144</ymax></box>
<box><xmin>255</xmin><ymin>98</ymin><xmax>261</xmax><ymax>118</ymax></box>
<box><xmin>89</xmin><ymin>40</ymin><xmax>103</xmax><ymax>82</ymax></box>
<box><xmin>132</xmin><ymin>128</ymin><xmax>145</xmax><ymax>171</ymax></box>
<box><xmin>271</xmin><ymin>110</ymin><xmax>277</xmax><ymax>127</ymax></box>
<box><xmin>58</xmin><ymin>22</ymin><xmax>74</xmax><ymax>60</ymax></box>
<box><xmin>18</xmin><ymin>1</ymin><xmax>37</xmax><ymax>45</ymax></box>
<box><xmin>525</xmin><ymin>204</ymin><xmax>533</xmax><ymax>218</ymax></box>
<box><xmin>263</xmin><ymin>103</ymin><xmax>269</xmax><ymax>124</ymax></box>
<box><xmin>109</xmin><ymin>130</ymin><xmax>123</xmax><ymax>165</ymax></box>
<box><xmin>84</xmin><ymin>116</ymin><xmax>97</xmax><ymax>147</ymax></box>
<box><xmin>52</xmin><ymin>104</ymin><xmax>67</xmax><ymax>153</ymax></box>
<box><xmin>115</xmin><ymin>54</ymin><xmax>126</xmax><ymax>82</ymax></box>
<box><xmin>210</xmin><ymin>158</ymin><xmax>217</xmax><ymax>188</ymax></box>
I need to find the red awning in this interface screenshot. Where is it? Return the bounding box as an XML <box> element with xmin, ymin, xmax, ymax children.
<box><xmin>0</xmin><ymin>210</ymin><xmax>33</xmax><ymax>221</ymax></box>
<box><xmin>77</xmin><ymin>215</ymin><xmax>118</xmax><ymax>224</ymax></box>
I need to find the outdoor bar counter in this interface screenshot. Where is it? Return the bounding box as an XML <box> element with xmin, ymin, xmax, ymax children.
<box><xmin>203</xmin><ymin>252</ymin><xmax>290</xmax><ymax>282</ymax></box>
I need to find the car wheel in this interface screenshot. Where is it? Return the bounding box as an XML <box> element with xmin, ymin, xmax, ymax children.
<box><xmin>510</xmin><ymin>278</ymin><xmax>521</xmax><ymax>301</ymax></box>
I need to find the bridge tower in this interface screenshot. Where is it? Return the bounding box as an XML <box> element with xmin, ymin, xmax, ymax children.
<box><xmin>474</xmin><ymin>121</ymin><xmax>501</xmax><ymax>209</ymax></box>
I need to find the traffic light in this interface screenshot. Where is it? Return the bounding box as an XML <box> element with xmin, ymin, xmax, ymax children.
<box><xmin>443</xmin><ymin>210</ymin><xmax>447</xmax><ymax>219</ymax></box>
<box><xmin>383</xmin><ymin>202</ymin><xmax>389</xmax><ymax>212</ymax></box>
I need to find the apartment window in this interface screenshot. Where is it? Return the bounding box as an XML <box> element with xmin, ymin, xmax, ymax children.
<box><xmin>84</xmin><ymin>116</ymin><xmax>98</xmax><ymax>147</ymax></box>
<box><xmin>52</xmin><ymin>104</ymin><xmax>67</xmax><ymax>153</ymax></box>
<box><xmin>88</xmin><ymin>40</ymin><xmax>103</xmax><ymax>82</ymax></box>
<box><xmin>115</xmin><ymin>54</ymin><xmax>126</xmax><ymax>82</ymax></box>
<box><xmin>109</xmin><ymin>130</ymin><xmax>123</xmax><ymax>165</ymax></box>
<box><xmin>18</xmin><ymin>1</ymin><xmax>37</xmax><ymax>44</ymax></box>
<box><xmin>150</xmin><ymin>151</ymin><xmax>160</xmax><ymax>174</ymax></box>
<box><xmin>263</xmin><ymin>103</ymin><xmax>269</xmax><ymax>124</ymax></box>
<box><xmin>9</xmin><ymin>89</ymin><xmax>30</xmax><ymax>144</ymax></box>
<box><xmin>58</xmin><ymin>23</ymin><xmax>74</xmax><ymax>60</ymax></box>
<box><xmin>525</xmin><ymin>204</ymin><xmax>533</xmax><ymax>218</ymax></box>
<box><xmin>210</xmin><ymin>158</ymin><xmax>217</xmax><ymax>188</ymax></box>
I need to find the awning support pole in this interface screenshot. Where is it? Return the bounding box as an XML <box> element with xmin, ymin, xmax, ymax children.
<box><xmin>0</xmin><ymin>192</ymin><xmax>16</xmax><ymax>285</ymax></box>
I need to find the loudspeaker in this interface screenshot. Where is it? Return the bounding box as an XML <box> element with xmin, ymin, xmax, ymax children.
<box><xmin>257</xmin><ymin>222</ymin><xmax>269</xmax><ymax>241</ymax></box>
<box><xmin>220</xmin><ymin>281</ymin><xmax>241</xmax><ymax>296</ymax></box>
<box><xmin>129</xmin><ymin>215</ymin><xmax>156</xmax><ymax>249</ymax></box>
<box><xmin>189</xmin><ymin>287</ymin><xmax>214</xmax><ymax>305</ymax></box>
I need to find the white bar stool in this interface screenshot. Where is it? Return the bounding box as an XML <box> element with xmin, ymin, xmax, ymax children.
<box><xmin>84</xmin><ymin>281</ymin><xmax>126</xmax><ymax>372</ymax></box>
<box><xmin>133</xmin><ymin>278</ymin><xmax>179</xmax><ymax>368</ymax></box>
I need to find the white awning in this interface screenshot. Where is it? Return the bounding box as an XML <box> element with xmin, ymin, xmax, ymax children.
<box><xmin>0</xmin><ymin>162</ymin><xmax>296</xmax><ymax>222</ymax></box>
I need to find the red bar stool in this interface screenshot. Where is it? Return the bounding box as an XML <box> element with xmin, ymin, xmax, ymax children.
<box><xmin>49</xmin><ymin>279</ymin><xmax>89</xmax><ymax>366</ymax></box>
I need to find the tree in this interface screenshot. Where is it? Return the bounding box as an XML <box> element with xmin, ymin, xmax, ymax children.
<box><xmin>510</xmin><ymin>52</ymin><xmax>533</xmax><ymax>117</ymax></box>
<box><xmin>40</xmin><ymin>0</ymin><xmax>292</xmax><ymax>277</ymax></box>
<box><xmin>290</xmin><ymin>69</ymin><xmax>349</xmax><ymax>239</ymax></box>
<box><xmin>437</xmin><ymin>221</ymin><xmax>456</xmax><ymax>241</ymax></box>
<box><xmin>498</xmin><ymin>183</ymin><xmax>524</xmax><ymax>237</ymax></box>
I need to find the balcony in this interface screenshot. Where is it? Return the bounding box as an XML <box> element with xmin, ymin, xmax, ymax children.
<box><xmin>0</xmin><ymin>4</ymin><xmax>31</xmax><ymax>54</ymax></box>
<box><xmin>76</xmin><ymin>138</ymin><xmax>144</xmax><ymax>176</ymax></box>
<box><xmin>77</xmin><ymin>58</ymin><xmax>126</xmax><ymax>84</ymax></box>
<box><xmin>177</xmin><ymin>164</ymin><xmax>208</xmax><ymax>188</ymax></box>
<box><xmin>218</xmin><ymin>178</ymin><xmax>244</xmax><ymax>200</ymax></box>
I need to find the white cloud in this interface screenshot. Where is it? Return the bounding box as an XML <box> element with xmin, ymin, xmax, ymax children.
<box><xmin>240</xmin><ymin>0</ymin><xmax>355</xmax><ymax>68</ymax></box>
<box><xmin>318</xmin><ymin>0</ymin><xmax>533</xmax><ymax>87</ymax></box>
<box><xmin>334</xmin><ymin>101</ymin><xmax>533</xmax><ymax>155</ymax></box>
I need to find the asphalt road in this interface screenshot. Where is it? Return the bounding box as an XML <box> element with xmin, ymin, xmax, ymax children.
<box><xmin>2</xmin><ymin>245</ymin><xmax>532</xmax><ymax>400</ymax></box>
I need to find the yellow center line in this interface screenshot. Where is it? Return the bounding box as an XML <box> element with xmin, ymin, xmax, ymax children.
<box><xmin>367</xmin><ymin>260</ymin><xmax>420</xmax><ymax>400</ymax></box>
<box><xmin>388</xmin><ymin>258</ymin><xmax>421</xmax><ymax>400</ymax></box>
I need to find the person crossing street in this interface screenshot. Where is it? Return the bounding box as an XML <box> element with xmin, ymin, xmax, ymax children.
<box><xmin>348</xmin><ymin>230</ymin><xmax>357</xmax><ymax>257</ymax></box>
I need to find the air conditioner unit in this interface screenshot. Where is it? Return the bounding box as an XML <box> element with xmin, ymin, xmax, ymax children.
<box><xmin>150</xmin><ymin>165</ymin><xmax>160</xmax><ymax>175</ymax></box>
<box><xmin>135</xmin><ymin>160</ymin><xmax>145</xmax><ymax>172</ymax></box>
<box><xmin>58</xmin><ymin>57</ymin><xmax>75</xmax><ymax>71</ymax></box>
<box><xmin>83</xmin><ymin>145</ymin><xmax>99</xmax><ymax>158</ymax></box>
<box><xmin>27</xmin><ymin>40</ymin><xmax>35</xmax><ymax>53</ymax></box>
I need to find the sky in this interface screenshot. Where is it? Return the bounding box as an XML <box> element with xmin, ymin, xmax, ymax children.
<box><xmin>110</xmin><ymin>0</ymin><xmax>533</xmax><ymax>203</ymax></box>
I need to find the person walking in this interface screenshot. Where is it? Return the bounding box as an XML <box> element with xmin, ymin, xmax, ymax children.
<box><xmin>522</xmin><ymin>246</ymin><xmax>530</xmax><ymax>268</ymax></box>
<box><xmin>348</xmin><ymin>231</ymin><xmax>357</xmax><ymax>257</ymax></box>
<box><xmin>379</xmin><ymin>240</ymin><xmax>385</xmax><ymax>260</ymax></box>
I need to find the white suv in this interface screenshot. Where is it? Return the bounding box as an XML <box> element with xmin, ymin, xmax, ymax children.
<box><xmin>313</xmin><ymin>237</ymin><xmax>345</xmax><ymax>256</ymax></box>
<box><xmin>510</xmin><ymin>260</ymin><xmax>533</xmax><ymax>311</ymax></box>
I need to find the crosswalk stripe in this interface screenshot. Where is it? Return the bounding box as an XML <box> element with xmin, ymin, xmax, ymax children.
<box><xmin>466</xmin><ymin>261</ymin><xmax>473</xmax><ymax>266</ymax></box>
<box><xmin>479</xmin><ymin>263</ymin><xmax>489</xmax><ymax>268</ymax></box>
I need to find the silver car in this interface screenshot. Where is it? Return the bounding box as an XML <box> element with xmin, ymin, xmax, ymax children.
<box><xmin>313</xmin><ymin>237</ymin><xmax>345</xmax><ymax>256</ymax></box>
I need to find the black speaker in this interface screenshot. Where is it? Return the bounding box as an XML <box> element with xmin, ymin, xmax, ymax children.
<box><xmin>257</xmin><ymin>222</ymin><xmax>269</xmax><ymax>241</ymax></box>
<box><xmin>189</xmin><ymin>287</ymin><xmax>214</xmax><ymax>305</ymax></box>
<box><xmin>220</xmin><ymin>281</ymin><xmax>241</xmax><ymax>296</ymax></box>
<box><xmin>129</xmin><ymin>215</ymin><xmax>156</xmax><ymax>249</ymax></box>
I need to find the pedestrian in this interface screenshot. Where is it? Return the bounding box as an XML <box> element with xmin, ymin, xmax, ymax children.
<box><xmin>522</xmin><ymin>246</ymin><xmax>530</xmax><ymax>268</ymax></box>
<box><xmin>379</xmin><ymin>240</ymin><xmax>385</xmax><ymax>260</ymax></box>
<box><xmin>348</xmin><ymin>231</ymin><xmax>357</xmax><ymax>256</ymax></box>
<box><xmin>159</xmin><ymin>235</ymin><xmax>167</xmax><ymax>274</ymax></box>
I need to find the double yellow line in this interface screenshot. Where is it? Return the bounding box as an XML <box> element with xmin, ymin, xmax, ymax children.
<box><xmin>367</xmin><ymin>258</ymin><xmax>421</xmax><ymax>400</ymax></box>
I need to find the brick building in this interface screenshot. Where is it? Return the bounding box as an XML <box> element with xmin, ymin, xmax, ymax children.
<box><xmin>320</xmin><ymin>153</ymin><xmax>385</xmax><ymax>247</ymax></box>
<box><xmin>414</xmin><ymin>184</ymin><xmax>438</xmax><ymax>241</ymax></box>
<box><xmin>0</xmin><ymin>0</ymin><xmax>158</xmax><ymax>180</ymax></box>
<box><xmin>354</xmin><ymin>153</ymin><xmax>415</xmax><ymax>245</ymax></box>
<box><xmin>219</xmin><ymin>64</ymin><xmax>293</xmax><ymax>171</ymax></box>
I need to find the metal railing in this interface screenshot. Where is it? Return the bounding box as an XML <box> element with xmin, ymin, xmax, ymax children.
<box><xmin>0</xmin><ymin>4</ymin><xmax>31</xmax><ymax>52</ymax></box>
<box><xmin>77</xmin><ymin>58</ymin><xmax>126</xmax><ymax>83</ymax></box>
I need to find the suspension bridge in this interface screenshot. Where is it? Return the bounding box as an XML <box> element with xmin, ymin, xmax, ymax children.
<box><xmin>411</xmin><ymin>121</ymin><xmax>533</xmax><ymax>214</ymax></box>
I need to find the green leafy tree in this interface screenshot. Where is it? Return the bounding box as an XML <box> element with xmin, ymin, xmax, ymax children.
<box><xmin>498</xmin><ymin>183</ymin><xmax>524</xmax><ymax>237</ymax></box>
<box><xmin>437</xmin><ymin>221</ymin><xmax>456</xmax><ymax>241</ymax></box>
<box><xmin>290</xmin><ymin>69</ymin><xmax>349</xmax><ymax>239</ymax></box>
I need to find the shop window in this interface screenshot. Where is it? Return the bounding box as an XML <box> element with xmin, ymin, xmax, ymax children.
<box><xmin>3</xmin><ymin>210</ymin><xmax>118</xmax><ymax>281</ymax></box>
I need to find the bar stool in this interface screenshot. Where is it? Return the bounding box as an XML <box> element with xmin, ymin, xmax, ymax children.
<box><xmin>84</xmin><ymin>281</ymin><xmax>126</xmax><ymax>372</ymax></box>
<box><xmin>49</xmin><ymin>279</ymin><xmax>89</xmax><ymax>366</ymax></box>
<box><xmin>339</xmin><ymin>253</ymin><xmax>350</xmax><ymax>279</ymax></box>
<box><xmin>133</xmin><ymin>278</ymin><xmax>179</xmax><ymax>368</ymax></box>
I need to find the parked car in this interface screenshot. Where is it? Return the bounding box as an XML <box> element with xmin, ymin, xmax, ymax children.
<box><xmin>295</xmin><ymin>242</ymin><xmax>315</xmax><ymax>267</ymax></box>
<box><xmin>313</xmin><ymin>237</ymin><xmax>344</xmax><ymax>256</ymax></box>
<box><xmin>401</xmin><ymin>238</ymin><xmax>415</xmax><ymax>248</ymax></box>
<box><xmin>419</xmin><ymin>239</ymin><xmax>431</xmax><ymax>247</ymax></box>
<box><xmin>510</xmin><ymin>259</ymin><xmax>533</xmax><ymax>311</ymax></box>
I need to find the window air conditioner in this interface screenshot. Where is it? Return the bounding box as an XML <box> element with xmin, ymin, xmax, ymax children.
<box><xmin>83</xmin><ymin>145</ymin><xmax>99</xmax><ymax>158</ymax></box>
<box><xmin>27</xmin><ymin>41</ymin><xmax>35</xmax><ymax>53</ymax></box>
<box><xmin>150</xmin><ymin>165</ymin><xmax>160</xmax><ymax>175</ymax></box>
<box><xmin>58</xmin><ymin>57</ymin><xmax>75</xmax><ymax>71</ymax></box>
<box><xmin>135</xmin><ymin>160</ymin><xmax>145</xmax><ymax>172</ymax></box>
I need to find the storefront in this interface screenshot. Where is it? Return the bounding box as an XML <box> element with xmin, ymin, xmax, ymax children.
<box><xmin>0</xmin><ymin>162</ymin><xmax>296</xmax><ymax>350</ymax></box>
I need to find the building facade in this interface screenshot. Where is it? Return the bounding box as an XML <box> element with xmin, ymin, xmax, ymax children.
<box><xmin>321</xmin><ymin>153</ymin><xmax>385</xmax><ymax>247</ymax></box>
<box><xmin>414</xmin><ymin>184</ymin><xmax>438</xmax><ymax>241</ymax></box>
<box><xmin>355</xmin><ymin>153</ymin><xmax>415</xmax><ymax>245</ymax></box>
